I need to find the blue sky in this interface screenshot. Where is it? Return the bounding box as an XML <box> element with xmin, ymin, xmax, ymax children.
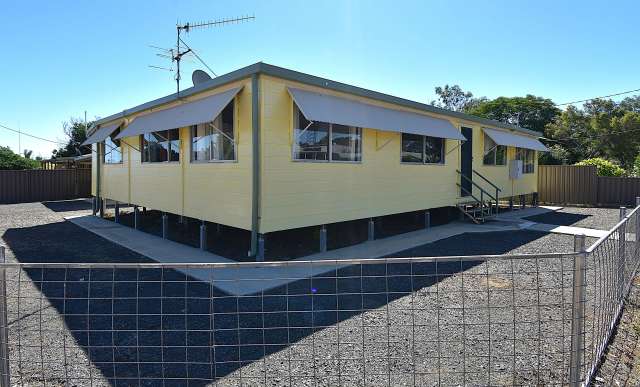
<box><xmin>1</xmin><ymin>0</ymin><xmax>639</xmax><ymax>157</ymax></box>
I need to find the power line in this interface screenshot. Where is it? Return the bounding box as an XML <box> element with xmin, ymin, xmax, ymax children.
<box><xmin>556</xmin><ymin>88</ymin><xmax>640</xmax><ymax>106</ymax></box>
<box><xmin>0</xmin><ymin>123</ymin><xmax>66</xmax><ymax>145</ymax></box>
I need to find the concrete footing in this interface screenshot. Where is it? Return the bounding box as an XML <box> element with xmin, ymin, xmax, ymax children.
<box><xmin>114</xmin><ymin>202</ymin><xmax>120</xmax><ymax>223</ymax></box>
<box><xmin>199</xmin><ymin>222</ymin><xmax>207</xmax><ymax>250</ymax></box>
<box><xmin>134</xmin><ymin>206</ymin><xmax>140</xmax><ymax>229</ymax></box>
<box><xmin>162</xmin><ymin>213</ymin><xmax>168</xmax><ymax>239</ymax></box>
<box><xmin>257</xmin><ymin>234</ymin><xmax>265</xmax><ymax>261</ymax></box>
<box><xmin>319</xmin><ymin>225</ymin><xmax>327</xmax><ymax>252</ymax></box>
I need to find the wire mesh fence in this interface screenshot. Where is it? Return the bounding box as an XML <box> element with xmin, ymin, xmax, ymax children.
<box><xmin>0</xmin><ymin>205</ymin><xmax>638</xmax><ymax>386</ymax></box>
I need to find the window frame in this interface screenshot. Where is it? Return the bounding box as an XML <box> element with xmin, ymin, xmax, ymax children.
<box><xmin>516</xmin><ymin>147</ymin><xmax>535</xmax><ymax>174</ymax></box>
<box><xmin>190</xmin><ymin>99</ymin><xmax>237</xmax><ymax>163</ymax></box>
<box><xmin>140</xmin><ymin>128</ymin><xmax>181</xmax><ymax>164</ymax></box>
<box><xmin>103</xmin><ymin>129</ymin><xmax>123</xmax><ymax>165</ymax></box>
<box><xmin>400</xmin><ymin>133</ymin><xmax>446</xmax><ymax>165</ymax></box>
<box><xmin>482</xmin><ymin>133</ymin><xmax>507</xmax><ymax>166</ymax></box>
<box><xmin>291</xmin><ymin>105</ymin><xmax>362</xmax><ymax>163</ymax></box>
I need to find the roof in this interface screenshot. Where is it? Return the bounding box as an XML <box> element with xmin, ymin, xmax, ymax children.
<box><xmin>91</xmin><ymin>62</ymin><xmax>542</xmax><ymax>138</ymax></box>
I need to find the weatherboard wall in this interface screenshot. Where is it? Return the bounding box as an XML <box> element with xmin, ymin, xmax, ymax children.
<box><xmin>93</xmin><ymin>78</ymin><xmax>254</xmax><ymax>230</ymax></box>
<box><xmin>258</xmin><ymin>75</ymin><xmax>539</xmax><ymax>233</ymax></box>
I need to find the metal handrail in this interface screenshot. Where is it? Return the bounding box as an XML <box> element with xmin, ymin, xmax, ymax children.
<box><xmin>456</xmin><ymin>170</ymin><xmax>497</xmax><ymax>202</ymax></box>
<box><xmin>473</xmin><ymin>169</ymin><xmax>502</xmax><ymax>192</ymax></box>
<box><xmin>456</xmin><ymin>183</ymin><xmax>492</xmax><ymax>213</ymax></box>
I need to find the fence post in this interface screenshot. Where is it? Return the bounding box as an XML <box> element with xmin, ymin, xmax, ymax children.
<box><xmin>569</xmin><ymin>234</ymin><xmax>586</xmax><ymax>387</ymax></box>
<box><xmin>0</xmin><ymin>246</ymin><xmax>11</xmax><ymax>387</ymax></box>
<box><xmin>620</xmin><ymin>207</ymin><xmax>627</xmax><ymax>298</ymax></box>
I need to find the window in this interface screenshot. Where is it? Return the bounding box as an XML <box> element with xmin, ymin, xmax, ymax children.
<box><xmin>293</xmin><ymin>106</ymin><xmax>361</xmax><ymax>162</ymax></box>
<box><xmin>401</xmin><ymin>133</ymin><xmax>445</xmax><ymax>164</ymax></box>
<box><xmin>103</xmin><ymin>129</ymin><xmax>122</xmax><ymax>164</ymax></box>
<box><xmin>483</xmin><ymin>133</ymin><xmax>506</xmax><ymax>165</ymax></box>
<box><xmin>516</xmin><ymin>147</ymin><xmax>535</xmax><ymax>173</ymax></box>
<box><xmin>191</xmin><ymin>100</ymin><xmax>236</xmax><ymax>162</ymax></box>
<box><xmin>141</xmin><ymin>128</ymin><xmax>180</xmax><ymax>163</ymax></box>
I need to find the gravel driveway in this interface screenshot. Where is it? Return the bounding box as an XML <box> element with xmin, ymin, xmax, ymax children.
<box><xmin>0</xmin><ymin>201</ymin><xmax>619</xmax><ymax>386</ymax></box>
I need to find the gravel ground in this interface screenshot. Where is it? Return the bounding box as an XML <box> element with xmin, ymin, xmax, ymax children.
<box><xmin>593</xmin><ymin>276</ymin><xmax>640</xmax><ymax>386</ymax></box>
<box><xmin>0</xmin><ymin>201</ymin><xmax>623</xmax><ymax>386</ymax></box>
<box><xmin>388</xmin><ymin>230</ymin><xmax>597</xmax><ymax>257</ymax></box>
<box><xmin>524</xmin><ymin>206</ymin><xmax>621</xmax><ymax>230</ymax></box>
<box><xmin>0</xmin><ymin>200</ymin><xmax>151</xmax><ymax>386</ymax></box>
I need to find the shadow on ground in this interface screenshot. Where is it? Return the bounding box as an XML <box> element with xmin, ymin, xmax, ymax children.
<box><xmin>523</xmin><ymin>211</ymin><xmax>589</xmax><ymax>227</ymax></box>
<box><xmin>387</xmin><ymin>229</ymin><xmax>551</xmax><ymax>257</ymax></box>
<box><xmin>2</xmin><ymin>221</ymin><xmax>150</xmax><ymax>263</ymax></box>
<box><xmin>2</xmin><ymin>222</ymin><xmax>550</xmax><ymax>385</ymax></box>
<box><xmin>42</xmin><ymin>199</ymin><xmax>93</xmax><ymax>213</ymax></box>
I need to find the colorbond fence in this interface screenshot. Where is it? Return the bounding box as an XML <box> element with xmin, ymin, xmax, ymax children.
<box><xmin>0</xmin><ymin>169</ymin><xmax>91</xmax><ymax>204</ymax></box>
<box><xmin>538</xmin><ymin>165</ymin><xmax>640</xmax><ymax>206</ymax></box>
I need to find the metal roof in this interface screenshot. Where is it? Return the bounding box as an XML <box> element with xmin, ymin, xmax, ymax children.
<box><xmin>91</xmin><ymin>62</ymin><xmax>542</xmax><ymax>138</ymax></box>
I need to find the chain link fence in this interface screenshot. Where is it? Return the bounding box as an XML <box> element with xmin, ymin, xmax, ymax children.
<box><xmin>0</xmin><ymin>204</ymin><xmax>638</xmax><ymax>386</ymax></box>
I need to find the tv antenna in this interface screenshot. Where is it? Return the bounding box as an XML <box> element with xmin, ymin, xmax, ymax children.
<box><xmin>170</xmin><ymin>15</ymin><xmax>255</xmax><ymax>94</ymax></box>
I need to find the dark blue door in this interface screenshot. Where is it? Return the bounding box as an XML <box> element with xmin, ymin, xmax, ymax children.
<box><xmin>461</xmin><ymin>127</ymin><xmax>473</xmax><ymax>196</ymax></box>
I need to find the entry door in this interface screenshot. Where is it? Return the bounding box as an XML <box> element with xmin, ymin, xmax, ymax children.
<box><xmin>460</xmin><ymin>127</ymin><xmax>473</xmax><ymax>197</ymax></box>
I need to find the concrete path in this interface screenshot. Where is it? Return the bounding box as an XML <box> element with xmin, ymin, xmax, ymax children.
<box><xmin>68</xmin><ymin>215</ymin><xmax>522</xmax><ymax>295</ymax></box>
<box><xmin>67</xmin><ymin>205</ymin><xmax>612</xmax><ymax>295</ymax></box>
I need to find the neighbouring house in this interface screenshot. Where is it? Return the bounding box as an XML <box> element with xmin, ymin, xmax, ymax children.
<box><xmin>84</xmin><ymin>62</ymin><xmax>547</xmax><ymax>260</ymax></box>
<box><xmin>41</xmin><ymin>154</ymin><xmax>92</xmax><ymax>170</ymax></box>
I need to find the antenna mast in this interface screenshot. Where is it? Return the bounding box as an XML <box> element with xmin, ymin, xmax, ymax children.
<box><xmin>173</xmin><ymin>15</ymin><xmax>255</xmax><ymax>94</ymax></box>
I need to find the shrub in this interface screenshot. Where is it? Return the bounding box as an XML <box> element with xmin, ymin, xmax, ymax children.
<box><xmin>575</xmin><ymin>157</ymin><xmax>625</xmax><ymax>177</ymax></box>
<box><xmin>0</xmin><ymin>146</ymin><xmax>40</xmax><ymax>170</ymax></box>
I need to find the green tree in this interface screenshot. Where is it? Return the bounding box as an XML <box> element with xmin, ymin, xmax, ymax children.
<box><xmin>52</xmin><ymin>118</ymin><xmax>92</xmax><ymax>158</ymax></box>
<box><xmin>0</xmin><ymin>146</ymin><xmax>40</xmax><ymax>170</ymax></box>
<box><xmin>575</xmin><ymin>157</ymin><xmax>625</xmax><ymax>177</ymax></box>
<box><xmin>619</xmin><ymin>95</ymin><xmax>640</xmax><ymax>113</ymax></box>
<box><xmin>544</xmin><ymin>105</ymin><xmax>596</xmax><ymax>164</ymax></box>
<box><xmin>546</xmin><ymin>98</ymin><xmax>640</xmax><ymax>169</ymax></box>
<box><xmin>538</xmin><ymin>144</ymin><xmax>571</xmax><ymax>165</ymax></box>
<box><xmin>431</xmin><ymin>85</ymin><xmax>483</xmax><ymax>112</ymax></box>
<box><xmin>467</xmin><ymin>95</ymin><xmax>560</xmax><ymax>134</ymax></box>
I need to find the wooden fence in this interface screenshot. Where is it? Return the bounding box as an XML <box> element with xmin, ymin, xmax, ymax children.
<box><xmin>538</xmin><ymin>165</ymin><xmax>640</xmax><ymax>206</ymax></box>
<box><xmin>0</xmin><ymin>169</ymin><xmax>91</xmax><ymax>204</ymax></box>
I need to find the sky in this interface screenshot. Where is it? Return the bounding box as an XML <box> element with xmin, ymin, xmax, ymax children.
<box><xmin>1</xmin><ymin>0</ymin><xmax>639</xmax><ymax>158</ymax></box>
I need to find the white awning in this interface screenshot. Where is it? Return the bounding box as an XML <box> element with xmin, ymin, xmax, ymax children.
<box><xmin>483</xmin><ymin>127</ymin><xmax>548</xmax><ymax>152</ymax></box>
<box><xmin>287</xmin><ymin>87</ymin><xmax>466</xmax><ymax>141</ymax></box>
<box><xmin>115</xmin><ymin>87</ymin><xmax>242</xmax><ymax>140</ymax></box>
<box><xmin>81</xmin><ymin>121</ymin><xmax>121</xmax><ymax>146</ymax></box>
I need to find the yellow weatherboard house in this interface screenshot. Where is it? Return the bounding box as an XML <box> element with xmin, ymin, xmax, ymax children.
<box><xmin>85</xmin><ymin>62</ymin><xmax>548</xmax><ymax>260</ymax></box>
